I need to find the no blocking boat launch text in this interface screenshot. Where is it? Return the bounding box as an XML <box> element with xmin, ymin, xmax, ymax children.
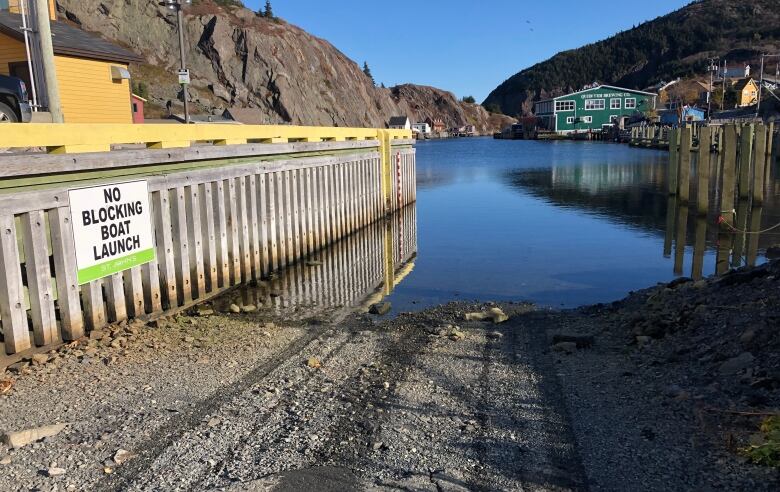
<box><xmin>68</xmin><ymin>181</ymin><xmax>155</xmax><ymax>285</ymax></box>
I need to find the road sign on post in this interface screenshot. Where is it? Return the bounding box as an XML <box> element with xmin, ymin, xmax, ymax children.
<box><xmin>68</xmin><ymin>180</ymin><xmax>156</xmax><ymax>285</ymax></box>
<box><xmin>177</xmin><ymin>69</ymin><xmax>190</xmax><ymax>85</ymax></box>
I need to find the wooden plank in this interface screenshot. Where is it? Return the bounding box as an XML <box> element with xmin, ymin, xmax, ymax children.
<box><xmin>323</xmin><ymin>165</ymin><xmax>333</xmax><ymax>246</ymax></box>
<box><xmin>0</xmin><ymin>140</ymin><xmax>380</xmax><ymax>178</ymax></box>
<box><xmin>48</xmin><ymin>207</ymin><xmax>84</xmax><ymax>341</ymax></box>
<box><xmin>81</xmin><ymin>280</ymin><xmax>106</xmax><ymax>332</ymax></box>
<box><xmin>267</xmin><ymin>172</ymin><xmax>279</xmax><ymax>272</ymax></box>
<box><xmin>753</xmin><ymin>125</ymin><xmax>767</xmax><ymax>204</ymax></box>
<box><xmin>123</xmin><ymin>266</ymin><xmax>145</xmax><ymax>318</ymax></box>
<box><xmin>668</xmin><ymin>128</ymin><xmax>679</xmax><ymax>195</ymax></box>
<box><xmin>283</xmin><ymin>171</ymin><xmax>295</xmax><ymax>265</ymax></box>
<box><xmin>721</xmin><ymin>124</ymin><xmax>738</xmax><ymax>225</ymax></box>
<box><xmin>305</xmin><ymin>167</ymin><xmax>315</xmax><ymax>255</ymax></box>
<box><xmin>141</xmin><ymin>193</ymin><xmax>163</xmax><ymax>315</ymax></box>
<box><xmin>737</xmin><ymin>124</ymin><xmax>754</xmax><ymax>199</ymax></box>
<box><xmin>236</xmin><ymin>176</ymin><xmax>252</xmax><ymax>283</ymax></box>
<box><xmin>152</xmin><ymin>190</ymin><xmax>177</xmax><ymax>308</ymax></box>
<box><xmin>695</xmin><ymin>127</ymin><xmax>711</xmax><ymax>215</ymax></box>
<box><xmin>274</xmin><ymin>172</ymin><xmax>287</xmax><ymax>268</ymax></box>
<box><xmin>20</xmin><ymin>211</ymin><xmax>57</xmax><ymax>346</ymax></box>
<box><xmin>0</xmin><ymin>215</ymin><xmax>31</xmax><ymax>353</ymax></box>
<box><xmin>170</xmin><ymin>187</ymin><xmax>192</xmax><ymax>304</ymax></box>
<box><xmin>185</xmin><ymin>185</ymin><xmax>206</xmax><ymax>298</ymax></box>
<box><xmin>290</xmin><ymin>170</ymin><xmax>303</xmax><ymax>261</ymax></box>
<box><xmin>248</xmin><ymin>175</ymin><xmax>262</xmax><ymax>280</ymax></box>
<box><xmin>103</xmin><ymin>272</ymin><xmax>127</xmax><ymax>323</ymax></box>
<box><xmin>199</xmin><ymin>182</ymin><xmax>218</xmax><ymax>293</ymax></box>
<box><xmin>258</xmin><ymin>173</ymin><xmax>271</xmax><ymax>276</ymax></box>
<box><xmin>212</xmin><ymin>180</ymin><xmax>230</xmax><ymax>288</ymax></box>
<box><xmin>226</xmin><ymin>178</ymin><xmax>242</xmax><ymax>285</ymax></box>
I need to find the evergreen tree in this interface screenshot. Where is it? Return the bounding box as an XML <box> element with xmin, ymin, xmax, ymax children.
<box><xmin>363</xmin><ymin>62</ymin><xmax>375</xmax><ymax>86</ymax></box>
<box><xmin>264</xmin><ymin>0</ymin><xmax>273</xmax><ymax>18</ymax></box>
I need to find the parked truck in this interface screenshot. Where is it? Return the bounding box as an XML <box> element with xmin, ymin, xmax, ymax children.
<box><xmin>0</xmin><ymin>74</ymin><xmax>32</xmax><ymax>123</ymax></box>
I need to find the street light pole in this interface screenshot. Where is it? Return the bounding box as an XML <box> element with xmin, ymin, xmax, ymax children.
<box><xmin>176</xmin><ymin>4</ymin><xmax>189</xmax><ymax>124</ymax></box>
<box><xmin>161</xmin><ymin>0</ymin><xmax>191</xmax><ymax>124</ymax></box>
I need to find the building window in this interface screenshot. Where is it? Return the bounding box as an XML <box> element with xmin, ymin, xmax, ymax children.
<box><xmin>555</xmin><ymin>100</ymin><xmax>575</xmax><ymax>112</ymax></box>
<box><xmin>133</xmin><ymin>103</ymin><xmax>138</xmax><ymax>112</ymax></box>
<box><xmin>582</xmin><ymin>116</ymin><xmax>593</xmax><ymax>123</ymax></box>
<box><xmin>566</xmin><ymin>116</ymin><xmax>574</xmax><ymax>124</ymax></box>
<box><xmin>610</xmin><ymin>98</ymin><xmax>621</xmax><ymax>109</ymax></box>
<box><xmin>625</xmin><ymin>98</ymin><xmax>637</xmax><ymax>109</ymax></box>
<box><xmin>557</xmin><ymin>101</ymin><xmax>571</xmax><ymax>111</ymax></box>
<box><xmin>584</xmin><ymin>99</ymin><xmax>605</xmax><ymax>110</ymax></box>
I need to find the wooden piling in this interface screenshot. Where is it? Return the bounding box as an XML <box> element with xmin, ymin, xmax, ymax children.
<box><xmin>720</xmin><ymin>124</ymin><xmax>738</xmax><ymax>225</ymax></box>
<box><xmin>753</xmin><ymin>125</ymin><xmax>768</xmax><ymax>204</ymax></box>
<box><xmin>673</xmin><ymin>204</ymin><xmax>688</xmax><ymax>275</ymax></box>
<box><xmin>668</xmin><ymin>128</ymin><xmax>679</xmax><ymax>195</ymax></box>
<box><xmin>737</xmin><ymin>124</ymin><xmax>754</xmax><ymax>199</ymax></box>
<box><xmin>696</xmin><ymin>126</ymin><xmax>711</xmax><ymax>215</ymax></box>
<box><xmin>678</xmin><ymin>127</ymin><xmax>692</xmax><ymax>202</ymax></box>
<box><xmin>691</xmin><ymin>217</ymin><xmax>707</xmax><ymax>280</ymax></box>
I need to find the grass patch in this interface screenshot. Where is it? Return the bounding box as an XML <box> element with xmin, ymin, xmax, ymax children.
<box><xmin>742</xmin><ymin>417</ymin><xmax>780</xmax><ymax>468</ymax></box>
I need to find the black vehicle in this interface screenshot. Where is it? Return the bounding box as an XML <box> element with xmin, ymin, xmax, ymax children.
<box><xmin>0</xmin><ymin>74</ymin><xmax>32</xmax><ymax>123</ymax></box>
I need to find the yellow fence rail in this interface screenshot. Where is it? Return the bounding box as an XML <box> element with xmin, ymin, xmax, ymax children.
<box><xmin>0</xmin><ymin>124</ymin><xmax>412</xmax><ymax>154</ymax></box>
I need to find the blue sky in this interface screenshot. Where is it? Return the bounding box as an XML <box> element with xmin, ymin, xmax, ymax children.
<box><xmin>245</xmin><ymin>0</ymin><xmax>691</xmax><ymax>101</ymax></box>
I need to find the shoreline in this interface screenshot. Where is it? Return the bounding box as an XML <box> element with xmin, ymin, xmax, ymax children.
<box><xmin>0</xmin><ymin>261</ymin><xmax>778</xmax><ymax>490</ymax></box>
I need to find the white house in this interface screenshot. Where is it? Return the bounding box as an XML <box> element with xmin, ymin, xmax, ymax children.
<box><xmin>388</xmin><ymin>116</ymin><xmax>411</xmax><ymax>130</ymax></box>
<box><xmin>411</xmin><ymin>122</ymin><xmax>431</xmax><ymax>134</ymax></box>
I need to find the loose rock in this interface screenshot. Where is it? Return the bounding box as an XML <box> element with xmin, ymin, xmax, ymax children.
<box><xmin>2</xmin><ymin>423</ymin><xmax>68</xmax><ymax>449</ymax></box>
<box><xmin>369</xmin><ymin>302</ymin><xmax>392</xmax><ymax>315</ymax></box>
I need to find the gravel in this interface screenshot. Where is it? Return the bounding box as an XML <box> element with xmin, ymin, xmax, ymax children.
<box><xmin>0</xmin><ymin>261</ymin><xmax>778</xmax><ymax>491</ymax></box>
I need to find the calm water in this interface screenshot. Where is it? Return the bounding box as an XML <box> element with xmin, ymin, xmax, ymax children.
<box><xmin>384</xmin><ymin>137</ymin><xmax>780</xmax><ymax>311</ymax></box>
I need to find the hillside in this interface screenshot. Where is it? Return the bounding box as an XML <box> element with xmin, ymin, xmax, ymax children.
<box><xmin>56</xmin><ymin>0</ymin><xmax>511</xmax><ymax>133</ymax></box>
<box><xmin>484</xmin><ymin>0</ymin><xmax>780</xmax><ymax>116</ymax></box>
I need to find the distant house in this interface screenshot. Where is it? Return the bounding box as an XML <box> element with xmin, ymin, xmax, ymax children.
<box><xmin>733</xmin><ymin>78</ymin><xmax>759</xmax><ymax>107</ymax></box>
<box><xmin>131</xmin><ymin>94</ymin><xmax>146</xmax><ymax>124</ymax></box>
<box><xmin>411</xmin><ymin>122</ymin><xmax>431</xmax><ymax>134</ymax></box>
<box><xmin>223</xmin><ymin>107</ymin><xmax>267</xmax><ymax>125</ymax></box>
<box><xmin>388</xmin><ymin>116</ymin><xmax>411</xmax><ymax>130</ymax></box>
<box><xmin>463</xmin><ymin>124</ymin><xmax>476</xmax><ymax>135</ymax></box>
<box><xmin>0</xmin><ymin>4</ymin><xmax>143</xmax><ymax>123</ymax></box>
<box><xmin>659</xmin><ymin>106</ymin><xmax>705</xmax><ymax>126</ymax></box>
<box><xmin>425</xmin><ymin>117</ymin><xmax>445</xmax><ymax>133</ymax></box>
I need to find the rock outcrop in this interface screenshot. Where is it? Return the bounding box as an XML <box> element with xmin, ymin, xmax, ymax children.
<box><xmin>57</xmin><ymin>0</ymin><xmax>512</xmax><ymax>133</ymax></box>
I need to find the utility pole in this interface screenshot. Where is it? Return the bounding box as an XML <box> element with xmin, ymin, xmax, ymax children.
<box><xmin>34</xmin><ymin>0</ymin><xmax>62</xmax><ymax>122</ymax></box>
<box><xmin>707</xmin><ymin>57</ymin><xmax>718</xmax><ymax>122</ymax></box>
<box><xmin>160</xmin><ymin>0</ymin><xmax>192</xmax><ymax>124</ymax></box>
<box><xmin>757</xmin><ymin>54</ymin><xmax>765</xmax><ymax>117</ymax></box>
<box><xmin>721</xmin><ymin>59</ymin><xmax>727</xmax><ymax>110</ymax></box>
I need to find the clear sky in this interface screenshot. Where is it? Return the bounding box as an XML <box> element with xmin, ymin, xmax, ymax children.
<box><xmin>245</xmin><ymin>0</ymin><xmax>691</xmax><ymax>102</ymax></box>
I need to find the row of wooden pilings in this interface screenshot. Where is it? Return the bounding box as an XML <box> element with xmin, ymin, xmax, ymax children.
<box><xmin>667</xmin><ymin>122</ymin><xmax>776</xmax><ymax>223</ymax></box>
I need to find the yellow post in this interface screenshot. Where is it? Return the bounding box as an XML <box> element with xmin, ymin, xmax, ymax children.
<box><xmin>378</xmin><ymin>129</ymin><xmax>393</xmax><ymax>215</ymax></box>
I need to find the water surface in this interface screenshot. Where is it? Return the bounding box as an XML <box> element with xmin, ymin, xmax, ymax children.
<box><xmin>386</xmin><ymin>137</ymin><xmax>780</xmax><ymax>311</ymax></box>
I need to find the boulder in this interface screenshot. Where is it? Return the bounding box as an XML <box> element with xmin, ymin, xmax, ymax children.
<box><xmin>369</xmin><ymin>302</ymin><xmax>391</xmax><ymax>315</ymax></box>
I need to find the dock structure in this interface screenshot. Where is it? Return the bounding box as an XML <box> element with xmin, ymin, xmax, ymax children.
<box><xmin>0</xmin><ymin>124</ymin><xmax>415</xmax><ymax>357</ymax></box>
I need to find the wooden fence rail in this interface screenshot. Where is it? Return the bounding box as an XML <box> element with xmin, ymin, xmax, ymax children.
<box><xmin>0</xmin><ymin>132</ymin><xmax>415</xmax><ymax>356</ymax></box>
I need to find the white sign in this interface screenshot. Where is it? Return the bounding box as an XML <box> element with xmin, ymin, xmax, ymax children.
<box><xmin>178</xmin><ymin>69</ymin><xmax>190</xmax><ymax>85</ymax></box>
<box><xmin>68</xmin><ymin>180</ymin><xmax>155</xmax><ymax>285</ymax></box>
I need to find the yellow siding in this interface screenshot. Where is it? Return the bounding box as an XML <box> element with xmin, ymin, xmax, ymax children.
<box><xmin>0</xmin><ymin>32</ymin><xmax>26</xmax><ymax>76</ymax></box>
<box><xmin>54</xmin><ymin>55</ymin><xmax>132</xmax><ymax>124</ymax></box>
<box><xmin>8</xmin><ymin>1</ymin><xmax>56</xmax><ymax>19</ymax></box>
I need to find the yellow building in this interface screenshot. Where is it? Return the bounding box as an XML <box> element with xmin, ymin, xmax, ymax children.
<box><xmin>0</xmin><ymin>1</ymin><xmax>143</xmax><ymax>123</ymax></box>
<box><xmin>733</xmin><ymin>78</ymin><xmax>759</xmax><ymax>108</ymax></box>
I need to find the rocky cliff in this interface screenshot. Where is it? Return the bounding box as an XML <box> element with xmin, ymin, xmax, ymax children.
<box><xmin>56</xmin><ymin>0</ymin><xmax>511</xmax><ymax>133</ymax></box>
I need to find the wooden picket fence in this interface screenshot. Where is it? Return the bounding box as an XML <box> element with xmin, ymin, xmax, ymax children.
<box><xmin>0</xmin><ymin>127</ymin><xmax>415</xmax><ymax>357</ymax></box>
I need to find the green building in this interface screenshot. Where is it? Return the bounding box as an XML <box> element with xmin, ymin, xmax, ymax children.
<box><xmin>534</xmin><ymin>85</ymin><xmax>657</xmax><ymax>134</ymax></box>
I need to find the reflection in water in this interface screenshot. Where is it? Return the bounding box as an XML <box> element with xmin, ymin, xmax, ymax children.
<box><xmin>216</xmin><ymin>206</ymin><xmax>418</xmax><ymax>320</ymax></box>
<box><xmin>377</xmin><ymin>139</ymin><xmax>779</xmax><ymax>310</ymax></box>
<box><xmin>506</xmin><ymin>152</ymin><xmax>780</xmax><ymax>280</ymax></box>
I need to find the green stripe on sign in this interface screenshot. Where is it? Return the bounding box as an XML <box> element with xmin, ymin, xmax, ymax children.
<box><xmin>77</xmin><ymin>248</ymin><xmax>156</xmax><ymax>285</ymax></box>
